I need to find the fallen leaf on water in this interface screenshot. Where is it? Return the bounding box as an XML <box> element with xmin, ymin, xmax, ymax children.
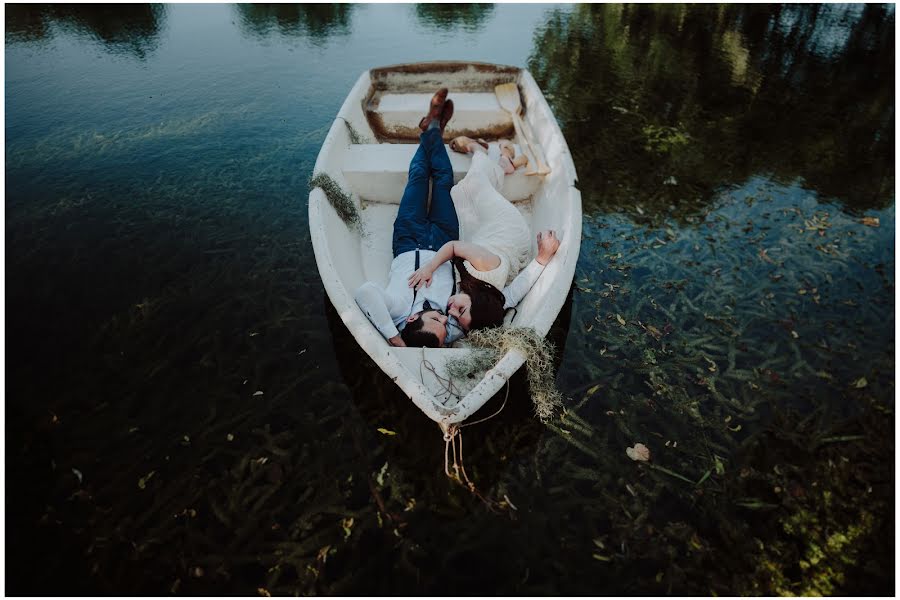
<box><xmin>616</xmin><ymin>314</ymin><xmax>626</xmax><ymax>326</ymax></box>
<box><xmin>626</xmin><ymin>443</ymin><xmax>651</xmax><ymax>462</ymax></box>
<box><xmin>72</xmin><ymin>468</ymin><xmax>83</xmax><ymax>484</ymax></box>
<box><xmin>341</xmin><ymin>517</ymin><xmax>354</xmax><ymax>539</ymax></box>
<box><xmin>714</xmin><ymin>456</ymin><xmax>725</xmax><ymax>475</ymax></box>
<box><xmin>377</xmin><ymin>428</ymin><xmax>397</xmax><ymax>436</ymax></box>
<box><xmin>852</xmin><ymin>377</ymin><xmax>868</xmax><ymax>388</ymax></box>
<box><xmin>253</xmin><ymin>390</ymin><xmax>264</xmax><ymax>397</ymax></box>
<box><xmin>586</xmin><ymin>384</ymin><xmax>600</xmax><ymax>396</ymax></box>
<box><xmin>138</xmin><ymin>470</ymin><xmax>155</xmax><ymax>490</ymax></box>
<box><xmin>226</xmin><ymin>433</ymin><xmax>234</xmax><ymax>442</ymax></box>
<box><xmin>860</xmin><ymin>217</ymin><xmax>880</xmax><ymax>227</ymax></box>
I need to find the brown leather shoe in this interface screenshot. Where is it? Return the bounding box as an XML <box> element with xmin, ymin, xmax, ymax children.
<box><xmin>439</xmin><ymin>99</ymin><xmax>454</xmax><ymax>133</ymax></box>
<box><xmin>418</xmin><ymin>87</ymin><xmax>449</xmax><ymax>131</ymax></box>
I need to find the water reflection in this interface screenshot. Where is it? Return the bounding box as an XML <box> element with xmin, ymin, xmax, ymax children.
<box><xmin>5</xmin><ymin>4</ymin><xmax>166</xmax><ymax>59</ymax></box>
<box><xmin>528</xmin><ymin>3</ymin><xmax>894</xmax><ymax>217</ymax></box>
<box><xmin>234</xmin><ymin>4</ymin><xmax>353</xmax><ymax>45</ymax></box>
<box><xmin>413</xmin><ymin>3</ymin><xmax>495</xmax><ymax>32</ymax></box>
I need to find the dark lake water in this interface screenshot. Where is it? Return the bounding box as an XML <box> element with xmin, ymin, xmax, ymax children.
<box><xmin>6</xmin><ymin>3</ymin><xmax>895</xmax><ymax>595</ymax></box>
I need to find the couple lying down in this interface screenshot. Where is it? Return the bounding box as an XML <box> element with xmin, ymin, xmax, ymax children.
<box><xmin>354</xmin><ymin>87</ymin><xmax>560</xmax><ymax>348</ymax></box>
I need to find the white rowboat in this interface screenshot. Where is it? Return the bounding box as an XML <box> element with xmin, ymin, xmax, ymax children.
<box><xmin>309</xmin><ymin>62</ymin><xmax>581</xmax><ymax>431</ymax></box>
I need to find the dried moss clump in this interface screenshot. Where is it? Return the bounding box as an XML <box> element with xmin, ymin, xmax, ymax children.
<box><xmin>445</xmin><ymin>348</ymin><xmax>497</xmax><ymax>381</ymax></box>
<box><xmin>458</xmin><ymin>326</ymin><xmax>565</xmax><ymax>422</ymax></box>
<box><xmin>308</xmin><ymin>172</ymin><xmax>362</xmax><ymax>233</ymax></box>
<box><xmin>339</xmin><ymin>117</ymin><xmax>370</xmax><ymax>145</ymax></box>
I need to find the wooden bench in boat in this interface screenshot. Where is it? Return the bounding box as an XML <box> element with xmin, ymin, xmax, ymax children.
<box><xmin>367</xmin><ymin>92</ymin><xmax>514</xmax><ymax>140</ymax></box>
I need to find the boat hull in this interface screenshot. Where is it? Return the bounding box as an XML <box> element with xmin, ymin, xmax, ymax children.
<box><xmin>309</xmin><ymin>62</ymin><xmax>581</xmax><ymax>428</ymax></box>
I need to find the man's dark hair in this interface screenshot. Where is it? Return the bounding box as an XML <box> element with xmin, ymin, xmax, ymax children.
<box><xmin>400</xmin><ymin>311</ymin><xmax>442</xmax><ymax>347</ymax></box>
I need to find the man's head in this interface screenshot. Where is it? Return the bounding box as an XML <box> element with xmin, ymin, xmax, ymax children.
<box><xmin>400</xmin><ymin>309</ymin><xmax>448</xmax><ymax>347</ymax></box>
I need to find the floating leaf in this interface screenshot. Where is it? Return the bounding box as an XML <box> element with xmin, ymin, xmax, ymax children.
<box><xmin>377</xmin><ymin>428</ymin><xmax>397</xmax><ymax>436</ymax></box>
<box><xmin>375</xmin><ymin>462</ymin><xmax>388</xmax><ymax>486</ymax></box>
<box><xmin>714</xmin><ymin>456</ymin><xmax>725</xmax><ymax>475</ymax></box>
<box><xmin>616</xmin><ymin>314</ymin><xmax>626</xmax><ymax>326</ymax></box>
<box><xmin>341</xmin><ymin>517</ymin><xmax>354</xmax><ymax>540</ymax></box>
<box><xmin>138</xmin><ymin>470</ymin><xmax>155</xmax><ymax>490</ymax></box>
<box><xmin>226</xmin><ymin>433</ymin><xmax>234</xmax><ymax>442</ymax></box>
<box><xmin>852</xmin><ymin>377</ymin><xmax>868</xmax><ymax>388</ymax></box>
<box><xmin>626</xmin><ymin>443</ymin><xmax>650</xmax><ymax>461</ymax></box>
<box><xmin>253</xmin><ymin>390</ymin><xmax>264</xmax><ymax>397</ymax></box>
<box><xmin>860</xmin><ymin>216</ymin><xmax>880</xmax><ymax>227</ymax></box>
<box><xmin>72</xmin><ymin>468</ymin><xmax>83</xmax><ymax>484</ymax></box>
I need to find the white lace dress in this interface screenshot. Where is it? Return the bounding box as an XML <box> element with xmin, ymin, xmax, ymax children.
<box><xmin>449</xmin><ymin>145</ymin><xmax>532</xmax><ymax>290</ymax></box>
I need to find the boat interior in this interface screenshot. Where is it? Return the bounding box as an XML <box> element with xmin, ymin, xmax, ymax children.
<box><xmin>310</xmin><ymin>63</ymin><xmax>579</xmax><ymax>418</ymax></box>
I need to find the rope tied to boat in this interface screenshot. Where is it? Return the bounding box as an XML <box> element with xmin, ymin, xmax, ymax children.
<box><xmin>440</xmin><ymin>381</ymin><xmax>511</xmax><ymax>511</ymax></box>
<box><xmin>417</xmin><ymin>348</ymin><xmax>515</xmax><ymax>511</ymax></box>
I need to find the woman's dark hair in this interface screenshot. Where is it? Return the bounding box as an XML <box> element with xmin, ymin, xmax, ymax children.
<box><xmin>400</xmin><ymin>312</ymin><xmax>441</xmax><ymax>347</ymax></box>
<box><xmin>453</xmin><ymin>257</ymin><xmax>505</xmax><ymax>331</ymax></box>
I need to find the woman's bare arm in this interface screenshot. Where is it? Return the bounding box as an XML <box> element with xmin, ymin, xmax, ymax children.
<box><xmin>408</xmin><ymin>241</ymin><xmax>500</xmax><ymax>289</ymax></box>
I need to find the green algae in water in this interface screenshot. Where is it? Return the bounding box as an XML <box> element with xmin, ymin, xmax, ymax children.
<box><xmin>308</xmin><ymin>172</ymin><xmax>362</xmax><ymax>233</ymax></box>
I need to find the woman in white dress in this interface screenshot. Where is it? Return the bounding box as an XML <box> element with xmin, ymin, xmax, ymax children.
<box><xmin>407</xmin><ymin>135</ymin><xmax>559</xmax><ymax>336</ymax></box>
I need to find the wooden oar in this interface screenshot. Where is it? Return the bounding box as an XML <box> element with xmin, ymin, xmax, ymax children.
<box><xmin>495</xmin><ymin>82</ymin><xmax>550</xmax><ymax>176</ymax></box>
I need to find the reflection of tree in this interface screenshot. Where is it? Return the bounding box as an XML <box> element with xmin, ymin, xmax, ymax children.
<box><xmin>413</xmin><ymin>3</ymin><xmax>494</xmax><ymax>32</ymax></box>
<box><xmin>528</xmin><ymin>4</ymin><xmax>895</xmax><ymax>215</ymax></box>
<box><xmin>234</xmin><ymin>4</ymin><xmax>353</xmax><ymax>45</ymax></box>
<box><xmin>6</xmin><ymin>4</ymin><xmax>166</xmax><ymax>59</ymax></box>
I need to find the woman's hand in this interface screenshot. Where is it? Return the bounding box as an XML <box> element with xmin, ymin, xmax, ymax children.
<box><xmin>408</xmin><ymin>263</ymin><xmax>435</xmax><ymax>290</ymax></box>
<box><xmin>536</xmin><ymin>230</ymin><xmax>560</xmax><ymax>265</ymax></box>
